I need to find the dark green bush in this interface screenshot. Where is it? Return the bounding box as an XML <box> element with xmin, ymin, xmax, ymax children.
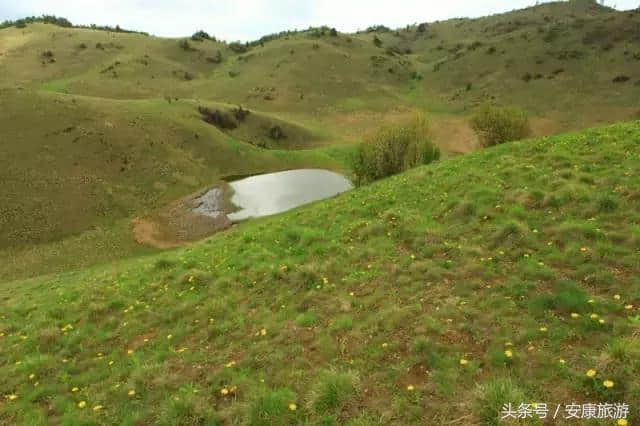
<box><xmin>191</xmin><ymin>30</ymin><xmax>213</xmax><ymax>41</ymax></box>
<box><xmin>470</xmin><ymin>104</ymin><xmax>531</xmax><ymax>147</ymax></box>
<box><xmin>352</xmin><ymin>113</ymin><xmax>440</xmax><ymax>185</ymax></box>
<box><xmin>228</xmin><ymin>42</ymin><xmax>248</xmax><ymax>54</ymax></box>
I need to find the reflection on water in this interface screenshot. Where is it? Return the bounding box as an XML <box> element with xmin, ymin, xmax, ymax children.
<box><xmin>227</xmin><ymin>169</ymin><xmax>353</xmax><ymax>221</ymax></box>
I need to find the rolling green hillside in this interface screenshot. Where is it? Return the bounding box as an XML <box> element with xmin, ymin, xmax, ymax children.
<box><xmin>1</xmin><ymin>122</ymin><xmax>639</xmax><ymax>424</ymax></box>
<box><xmin>0</xmin><ymin>2</ymin><xmax>639</xmax><ymax>277</ymax></box>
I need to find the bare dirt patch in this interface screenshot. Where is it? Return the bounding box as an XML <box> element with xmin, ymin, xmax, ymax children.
<box><xmin>132</xmin><ymin>185</ymin><xmax>234</xmax><ymax>249</ymax></box>
<box><xmin>430</xmin><ymin>117</ymin><xmax>480</xmax><ymax>154</ymax></box>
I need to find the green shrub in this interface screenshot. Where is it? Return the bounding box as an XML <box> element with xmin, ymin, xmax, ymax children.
<box><xmin>470</xmin><ymin>104</ymin><xmax>531</xmax><ymax>147</ymax></box>
<box><xmin>352</xmin><ymin>113</ymin><xmax>440</xmax><ymax>185</ymax></box>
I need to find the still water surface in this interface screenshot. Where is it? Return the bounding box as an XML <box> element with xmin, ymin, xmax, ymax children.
<box><xmin>227</xmin><ymin>169</ymin><xmax>353</xmax><ymax>221</ymax></box>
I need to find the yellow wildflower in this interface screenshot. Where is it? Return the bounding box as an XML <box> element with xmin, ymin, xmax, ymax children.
<box><xmin>93</xmin><ymin>405</ymin><xmax>104</xmax><ymax>411</ymax></box>
<box><xmin>78</xmin><ymin>401</ymin><xmax>87</xmax><ymax>408</ymax></box>
<box><xmin>539</xmin><ymin>327</ymin><xmax>548</xmax><ymax>332</ymax></box>
<box><xmin>128</xmin><ymin>389</ymin><xmax>136</xmax><ymax>396</ymax></box>
<box><xmin>614</xmin><ymin>294</ymin><xmax>621</xmax><ymax>300</ymax></box>
<box><xmin>7</xmin><ymin>394</ymin><xmax>18</xmax><ymax>401</ymax></box>
<box><xmin>220</xmin><ymin>388</ymin><xmax>229</xmax><ymax>396</ymax></box>
<box><xmin>571</xmin><ymin>313</ymin><xmax>580</xmax><ymax>318</ymax></box>
<box><xmin>624</xmin><ymin>305</ymin><xmax>633</xmax><ymax>310</ymax></box>
<box><xmin>586</xmin><ymin>369</ymin><xmax>597</xmax><ymax>378</ymax></box>
<box><xmin>406</xmin><ymin>385</ymin><xmax>415</xmax><ymax>391</ymax></box>
<box><xmin>504</xmin><ymin>350</ymin><xmax>513</xmax><ymax>358</ymax></box>
<box><xmin>71</xmin><ymin>387</ymin><xmax>79</xmax><ymax>392</ymax></box>
<box><xmin>590</xmin><ymin>313</ymin><xmax>599</xmax><ymax>319</ymax></box>
<box><xmin>603</xmin><ymin>380</ymin><xmax>614</xmax><ymax>389</ymax></box>
<box><xmin>617</xmin><ymin>419</ymin><xmax>628</xmax><ymax>426</ymax></box>
<box><xmin>288</xmin><ymin>403</ymin><xmax>297</xmax><ymax>411</ymax></box>
<box><xmin>459</xmin><ymin>359</ymin><xmax>469</xmax><ymax>366</ymax></box>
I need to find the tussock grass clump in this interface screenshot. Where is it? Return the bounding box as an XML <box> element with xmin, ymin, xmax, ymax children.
<box><xmin>154</xmin><ymin>258</ymin><xmax>175</xmax><ymax>269</ymax></box>
<box><xmin>530</xmin><ymin>281</ymin><xmax>590</xmax><ymax>316</ymax></box>
<box><xmin>491</xmin><ymin>220</ymin><xmax>527</xmax><ymax>248</ymax></box>
<box><xmin>352</xmin><ymin>113</ymin><xmax>440</xmax><ymax>185</ymax></box>
<box><xmin>248</xmin><ymin>388</ymin><xmax>297</xmax><ymax>425</ymax></box>
<box><xmin>307</xmin><ymin>370</ymin><xmax>359</xmax><ymax>415</ymax></box>
<box><xmin>474</xmin><ymin>378</ymin><xmax>526</xmax><ymax>426</ymax></box>
<box><xmin>470</xmin><ymin>104</ymin><xmax>531</xmax><ymax>147</ymax></box>
<box><xmin>597</xmin><ymin>195</ymin><xmax>618</xmax><ymax>212</ymax></box>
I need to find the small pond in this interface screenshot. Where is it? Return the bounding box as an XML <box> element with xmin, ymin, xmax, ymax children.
<box><xmin>226</xmin><ymin>169</ymin><xmax>353</xmax><ymax>221</ymax></box>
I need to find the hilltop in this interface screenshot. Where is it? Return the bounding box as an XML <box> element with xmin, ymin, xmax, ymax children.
<box><xmin>1</xmin><ymin>121</ymin><xmax>639</xmax><ymax>424</ymax></box>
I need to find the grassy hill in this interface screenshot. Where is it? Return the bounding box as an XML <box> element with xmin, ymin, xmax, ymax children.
<box><xmin>1</xmin><ymin>1</ymin><xmax>639</xmax><ymax>280</ymax></box>
<box><xmin>1</xmin><ymin>122</ymin><xmax>639</xmax><ymax>424</ymax></box>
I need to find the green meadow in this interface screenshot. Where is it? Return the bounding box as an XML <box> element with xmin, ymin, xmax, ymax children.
<box><xmin>1</xmin><ymin>1</ymin><xmax>640</xmax><ymax>424</ymax></box>
<box><xmin>1</xmin><ymin>122</ymin><xmax>639</xmax><ymax>424</ymax></box>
